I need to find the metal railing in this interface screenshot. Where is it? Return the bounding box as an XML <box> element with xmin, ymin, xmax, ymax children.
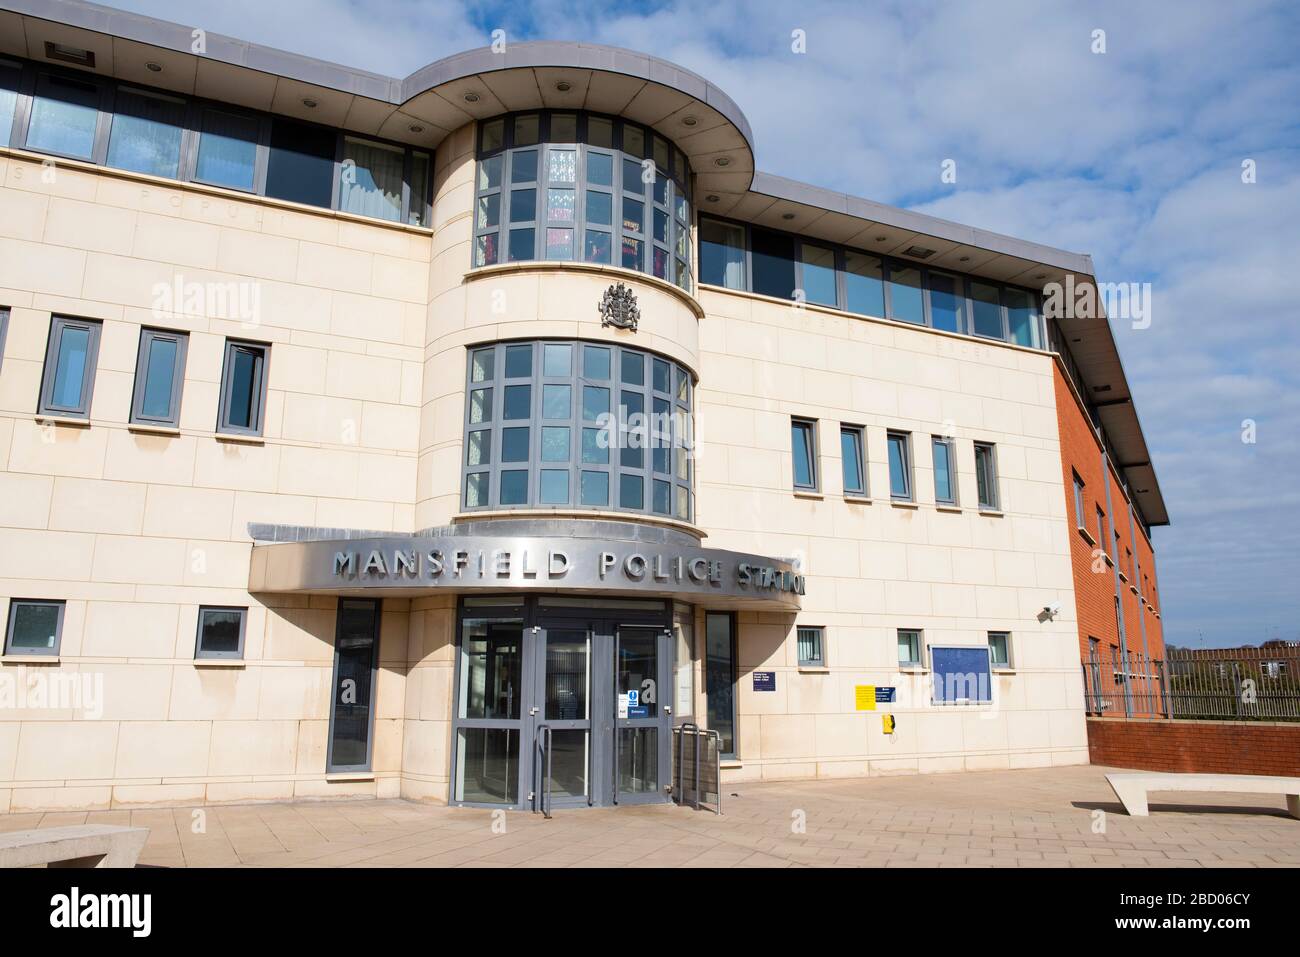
<box><xmin>1083</xmin><ymin>644</ymin><xmax>1300</xmax><ymax>722</ymax></box>
<box><xmin>672</xmin><ymin>723</ymin><xmax>722</xmax><ymax>814</ymax></box>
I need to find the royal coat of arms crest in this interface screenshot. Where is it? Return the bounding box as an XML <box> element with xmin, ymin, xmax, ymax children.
<box><xmin>598</xmin><ymin>282</ymin><xmax>640</xmax><ymax>331</ymax></box>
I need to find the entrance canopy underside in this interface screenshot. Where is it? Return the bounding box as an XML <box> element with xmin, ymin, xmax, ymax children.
<box><xmin>247</xmin><ymin>519</ymin><xmax>803</xmax><ymax>611</ymax></box>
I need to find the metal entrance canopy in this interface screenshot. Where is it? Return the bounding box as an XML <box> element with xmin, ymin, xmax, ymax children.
<box><xmin>248</xmin><ymin>518</ymin><xmax>803</xmax><ymax>610</ymax></box>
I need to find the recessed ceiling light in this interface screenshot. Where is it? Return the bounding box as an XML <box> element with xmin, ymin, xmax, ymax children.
<box><xmin>463</xmin><ymin>92</ymin><xmax>480</xmax><ymax>103</ymax></box>
<box><xmin>875</xmin><ymin>235</ymin><xmax>888</xmax><ymax>242</ymax></box>
<box><xmin>781</xmin><ymin>212</ymin><xmax>795</xmax><ymax>220</ymax></box>
<box><xmin>705</xmin><ymin>194</ymin><xmax>720</xmax><ymax>203</ymax></box>
<box><xmin>556</xmin><ymin>81</ymin><xmax>572</xmax><ymax>92</ymax></box>
<box><xmin>145</xmin><ymin>61</ymin><xmax>163</xmax><ymax>73</ymax></box>
<box><xmin>682</xmin><ymin>115</ymin><xmax>699</xmax><ymax>127</ymax></box>
<box><xmin>959</xmin><ymin>255</ymin><xmax>970</xmax><ymax>262</ymax></box>
<box><xmin>1093</xmin><ymin>384</ymin><xmax>1113</xmax><ymax>393</ymax></box>
<box><xmin>903</xmin><ymin>245</ymin><xmax>936</xmax><ymax>259</ymax></box>
<box><xmin>714</xmin><ymin>156</ymin><xmax>731</xmax><ymax>167</ymax></box>
<box><xmin>409</xmin><ymin>124</ymin><xmax>425</xmax><ymax>134</ymax></box>
<box><xmin>1036</xmin><ymin>273</ymin><xmax>1047</xmax><ymax>280</ymax></box>
<box><xmin>301</xmin><ymin>97</ymin><xmax>318</xmax><ymax>109</ymax></box>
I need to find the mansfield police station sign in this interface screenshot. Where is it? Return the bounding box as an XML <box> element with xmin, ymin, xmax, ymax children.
<box><xmin>248</xmin><ymin>528</ymin><xmax>804</xmax><ymax>610</ymax></box>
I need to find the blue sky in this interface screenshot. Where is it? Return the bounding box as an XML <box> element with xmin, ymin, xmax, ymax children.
<box><xmin>106</xmin><ymin>0</ymin><xmax>1300</xmax><ymax>648</ymax></box>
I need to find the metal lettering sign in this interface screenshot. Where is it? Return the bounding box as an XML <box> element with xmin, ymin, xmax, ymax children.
<box><xmin>599</xmin><ymin>281</ymin><xmax>640</xmax><ymax>331</ymax></box>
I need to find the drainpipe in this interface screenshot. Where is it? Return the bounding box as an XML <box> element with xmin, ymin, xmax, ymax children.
<box><xmin>1100</xmin><ymin>442</ymin><xmax>1132</xmax><ymax>716</ymax></box>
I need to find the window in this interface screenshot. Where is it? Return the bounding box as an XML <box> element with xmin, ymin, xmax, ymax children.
<box><xmin>38</xmin><ymin>316</ymin><xmax>101</xmax><ymax>418</ymax></box>
<box><xmin>699</xmin><ymin>217</ymin><xmax>745</xmax><ymax>289</ymax></box>
<box><xmin>887</xmin><ymin>264</ymin><xmax>925</xmax><ymax>325</ymax></box>
<box><xmin>970</xmin><ymin>281</ymin><xmax>1005</xmax><ymax>339</ymax></box>
<box><xmin>266</xmin><ymin>118</ymin><xmax>337</xmax><ymax>208</ymax></box>
<box><xmin>106</xmin><ymin>88</ymin><xmax>185</xmax><ymax>178</ymax></box>
<box><xmin>1096</xmin><ymin>506</ymin><xmax>1107</xmax><ymax>554</ymax></box>
<box><xmin>705</xmin><ymin>612</ymin><xmax>736</xmax><ymax>757</ymax></box>
<box><xmin>25</xmin><ymin>72</ymin><xmax>100</xmax><ymax>159</ymax></box>
<box><xmin>218</xmin><ymin>340</ymin><xmax>269</xmax><ymax>436</ymax></box>
<box><xmin>4</xmin><ymin>599</ymin><xmax>65</xmax><ymax>656</ymax></box>
<box><xmin>1004</xmin><ymin>287</ymin><xmax>1039</xmax><ymax>348</ymax></box>
<box><xmin>927</xmin><ymin>271</ymin><xmax>963</xmax><ymax>333</ymax></box>
<box><xmin>0</xmin><ymin>60</ymin><xmax>19</xmax><ymax>147</ymax></box>
<box><xmin>341</xmin><ymin>136</ymin><xmax>405</xmax><ymax>222</ymax></box>
<box><xmin>1072</xmin><ymin>472</ymin><xmax>1086</xmax><ymax>527</ymax></box>
<box><xmin>799</xmin><ymin>243</ymin><xmax>837</xmax><ymax>307</ymax></box>
<box><xmin>791</xmin><ymin>418</ymin><xmax>818</xmax><ymax>491</ymax></box>
<box><xmin>988</xmin><ymin>631</ymin><xmax>1012</xmax><ymax>669</ymax></box>
<box><xmin>0</xmin><ymin>306</ymin><xmax>9</xmax><ymax>373</ymax></box>
<box><xmin>195</xmin><ymin>605</ymin><xmax>246</xmax><ymax>659</ymax></box>
<box><xmin>898</xmin><ymin>628</ymin><xmax>923</xmax><ymax>667</ymax></box>
<box><xmin>797</xmin><ymin>626</ymin><xmax>825</xmax><ymax>667</ymax></box>
<box><xmin>974</xmin><ymin>441</ymin><xmax>999</xmax><ymax>510</ymax></box>
<box><xmin>329</xmin><ymin>598</ymin><xmax>380</xmax><ymax>771</ymax></box>
<box><xmin>887</xmin><ymin>430</ymin><xmax>912</xmax><ymax>500</ymax></box>
<box><xmin>130</xmin><ymin>328</ymin><xmax>188</xmax><ymax>427</ymax></box>
<box><xmin>932</xmin><ymin>436</ymin><xmax>957</xmax><ymax>505</ymax></box>
<box><xmin>840</xmin><ymin>425</ymin><xmax>866</xmax><ymax>497</ymax></box>
<box><xmin>751</xmin><ymin>227</ymin><xmax>796</xmax><ymax>300</ymax></box>
<box><xmin>475</xmin><ymin>111</ymin><xmax>691</xmax><ymax>290</ymax></box>
<box><xmin>844</xmin><ymin>250</ymin><xmax>884</xmax><ymax>318</ymax></box>
<box><xmin>463</xmin><ymin>340</ymin><xmax>693</xmax><ymax>520</ymax></box>
<box><xmin>194</xmin><ymin>106</ymin><xmax>260</xmax><ymax>191</ymax></box>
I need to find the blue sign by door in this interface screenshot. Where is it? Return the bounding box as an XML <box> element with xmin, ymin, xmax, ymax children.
<box><xmin>753</xmin><ymin>671</ymin><xmax>776</xmax><ymax>692</ymax></box>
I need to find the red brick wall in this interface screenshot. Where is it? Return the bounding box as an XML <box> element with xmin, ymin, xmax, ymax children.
<box><xmin>1052</xmin><ymin>364</ymin><xmax>1165</xmax><ymax>715</ymax></box>
<box><xmin>1088</xmin><ymin>718</ymin><xmax>1300</xmax><ymax>776</ymax></box>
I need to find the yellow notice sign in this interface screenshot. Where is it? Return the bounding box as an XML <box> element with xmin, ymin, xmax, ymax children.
<box><xmin>854</xmin><ymin>685</ymin><xmax>876</xmax><ymax>711</ymax></box>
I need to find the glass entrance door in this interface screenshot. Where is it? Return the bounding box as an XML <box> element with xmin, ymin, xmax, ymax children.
<box><xmin>533</xmin><ymin>624</ymin><xmax>595</xmax><ymax>809</ymax></box>
<box><xmin>613</xmin><ymin>625</ymin><xmax>673</xmax><ymax>805</ymax></box>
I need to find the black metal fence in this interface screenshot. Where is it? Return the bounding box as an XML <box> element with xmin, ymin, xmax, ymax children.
<box><xmin>1083</xmin><ymin>643</ymin><xmax>1300</xmax><ymax>721</ymax></box>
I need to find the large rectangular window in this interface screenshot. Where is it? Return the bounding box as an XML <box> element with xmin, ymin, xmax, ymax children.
<box><xmin>195</xmin><ymin>605</ymin><xmax>246</xmax><ymax>660</ymax></box>
<box><xmin>970</xmin><ymin>281</ymin><xmax>1005</xmax><ymax>339</ymax></box>
<box><xmin>791</xmin><ymin>417</ymin><xmax>818</xmax><ymax>491</ymax></box>
<box><xmin>329</xmin><ymin>598</ymin><xmax>381</xmax><ymax>772</ymax></box>
<box><xmin>4</xmin><ymin>599</ymin><xmax>65</xmax><ymax>657</ymax></box>
<box><xmin>887</xmin><ymin>264</ymin><xmax>925</xmax><ymax>325</ymax></box>
<box><xmin>340</xmin><ymin>136</ymin><xmax>405</xmax><ymax>222</ymax></box>
<box><xmin>699</xmin><ymin>217</ymin><xmax>746</xmax><ymax>290</ymax></box>
<box><xmin>840</xmin><ymin>425</ymin><xmax>866</xmax><ymax>497</ymax></box>
<box><xmin>25</xmin><ymin>72</ymin><xmax>100</xmax><ymax>159</ymax></box>
<box><xmin>705</xmin><ymin>612</ymin><xmax>736</xmax><ymax>757</ymax></box>
<box><xmin>797</xmin><ymin>626</ymin><xmax>826</xmax><ymax>667</ymax></box>
<box><xmin>799</xmin><ymin>243</ymin><xmax>837</xmax><ymax>307</ymax></box>
<box><xmin>751</xmin><ymin>227</ymin><xmax>796</xmax><ymax>300</ymax></box>
<box><xmin>38</xmin><ymin>316</ymin><xmax>101</xmax><ymax>418</ymax></box>
<box><xmin>266</xmin><ymin>118</ymin><xmax>337</xmax><ymax>208</ymax></box>
<box><xmin>927</xmin><ymin>271</ymin><xmax>963</xmax><ymax>333</ymax></box>
<box><xmin>194</xmin><ymin>106</ymin><xmax>260</xmax><ymax>191</ymax></box>
<box><xmin>130</xmin><ymin>328</ymin><xmax>188</xmax><ymax>427</ymax></box>
<box><xmin>0</xmin><ymin>60</ymin><xmax>19</xmax><ymax>147</ymax></box>
<box><xmin>932</xmin><ymin>435</ymin><xmax>957</xmax><ymax>505</ymax></box>
<box><xmin>106</xmin><ymin>88</ymin><xmax>185</xmax><ymax>179</ymax></box>
<box><xmin>887</xmin><ymin>430</ymin><xmax>912</xmax><ymax>501</ymax></box>
<box><xmin>1004</xmin><ymin>287</ymin><xmax>1039</xmax><ymax>348</ymax></box>
<box><xmin>975</xmin><ymin>441</ymin><xmax>999</xmax><ymax>510</ymax></box>
<box><xmin>844</xmin><ymin>250</ymin><xmax>884</xmax><ymax>318</ymax></box>
<box><xmin>218</xmin><ymin>339</ymin><xmax>269</xmax><ymax>436</ymax></box>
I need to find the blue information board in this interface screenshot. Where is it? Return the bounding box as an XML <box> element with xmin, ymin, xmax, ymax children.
<box><xmin>753</xmin><ymin>671</ymin><xmax>776</xmax><ymax>692</ymax></box>
<box><xmin>875</xmin><ymin>686</ymin><xmax>895</xmax><ymax>703</ymax></box>
<box><xmin>930</xmin><ymin>647</ymin><xmax>992</xmax><ymax>704</ymax></box>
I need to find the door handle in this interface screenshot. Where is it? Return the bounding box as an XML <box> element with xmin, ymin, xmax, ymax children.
<box><xmin>529</xmin><ymin>706</ymin><xmax>539</xmax><ymax>716</ymax></box>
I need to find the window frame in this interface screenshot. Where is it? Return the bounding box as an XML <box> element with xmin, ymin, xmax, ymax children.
<box><xmin>974</xmin><ymin>441</ymin><xmax>1000</xmax><ymax>511</ymax></box>
<box><xmin>194</xmin><ymin>605</ymin><xmax>248</xmax><ymax>660</ymax></box>
<box><xmin>217</xmin><ymin>338</ymin><xmax>270</xmax><ymax>437</ymax></box>
<box><xmin>0</xmin><ymin>306</ymin><xmax>9</xmax><ymax>373</ymax></box>
<box><xmin>791</xmin><ymin>417</ymin><xmax>819</xmax><ymax>492</ymax></box>
<box><xmin>988</xmin><ymin>631</ymin><xmax>1013</xmax><ymax>670</ymax></box>
<box><xmin>897</xmin><ymin>628</ymin><xmax>924</xmax><ymax>668</ymax></box>
<box><xmin>3</xmin><ymin>598</ymin><xmax>65</xmax><ymax>657</ymax></box>
<box><xmin>840</xmin><ymin>424</ymin><xmax>867</xmax><ymax>498</ymax></box>
<box><xmin>130</xmin><ymin>327</ymin><xmax>189</xmax><ymax>427</ymax></box>
<box><xmin>796</xmin><ymin>625</ymin><xmax>826</xmax><ymax>668</ymax></box>
<box><xmin>931</xmin><ymin>435</ymin><xmax>958</xmax><ymax>505</ymax></box>
<box><xmin>705</xmin><ymin>610</ymin><xmax>738</xmax><ymax>759</ymax></box>
<box><xmin>38</xmin><ymin>315</ymin><xmax>102</xmax><ymax>419</ymax></box>
<box><xmin>887</xmin><ymin>430</ymin><xmax>913</xmax><ymax>501</ymax></box>
<box><xmin>1072</xmin><ymin>471</ymin><xmax>1086</xmax><ymax>528</ymax></box>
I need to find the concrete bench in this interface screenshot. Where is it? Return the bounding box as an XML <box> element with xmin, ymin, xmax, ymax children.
<box><xmin>1106</xmin><ymin>771</ymin><xmax>1300</xmax><ymax>819</ymax></box>
<box><xmin>0</xmin><ymin>825</ymin><xmax>149</xmax><ymax>868</ymax></box>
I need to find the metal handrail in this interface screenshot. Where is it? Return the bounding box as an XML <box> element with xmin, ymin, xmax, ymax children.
<box><xmin>535</xmin><ymin>724</ymin><xmax>553</xmax><ymax>819</ymax></box>
<box><xmin>672</xmin><ymin>724</ymin><xmax>722</xmax><ymax>814</ymax></box>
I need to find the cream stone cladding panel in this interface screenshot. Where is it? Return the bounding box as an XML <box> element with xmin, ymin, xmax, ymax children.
<box><xmin>417</xmin><ymin>123</ymin><xmax>701</xmax><ymax>529</ymax></box>
<box><xmin>0</xmin><ymin>152</ymin><xmax>433</xmax><ymax>811</ymax></box>
<box><xmin>695</xmin><ymin>286</ymin><xmax>1087</xmax><ymax>782</ymax></box>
